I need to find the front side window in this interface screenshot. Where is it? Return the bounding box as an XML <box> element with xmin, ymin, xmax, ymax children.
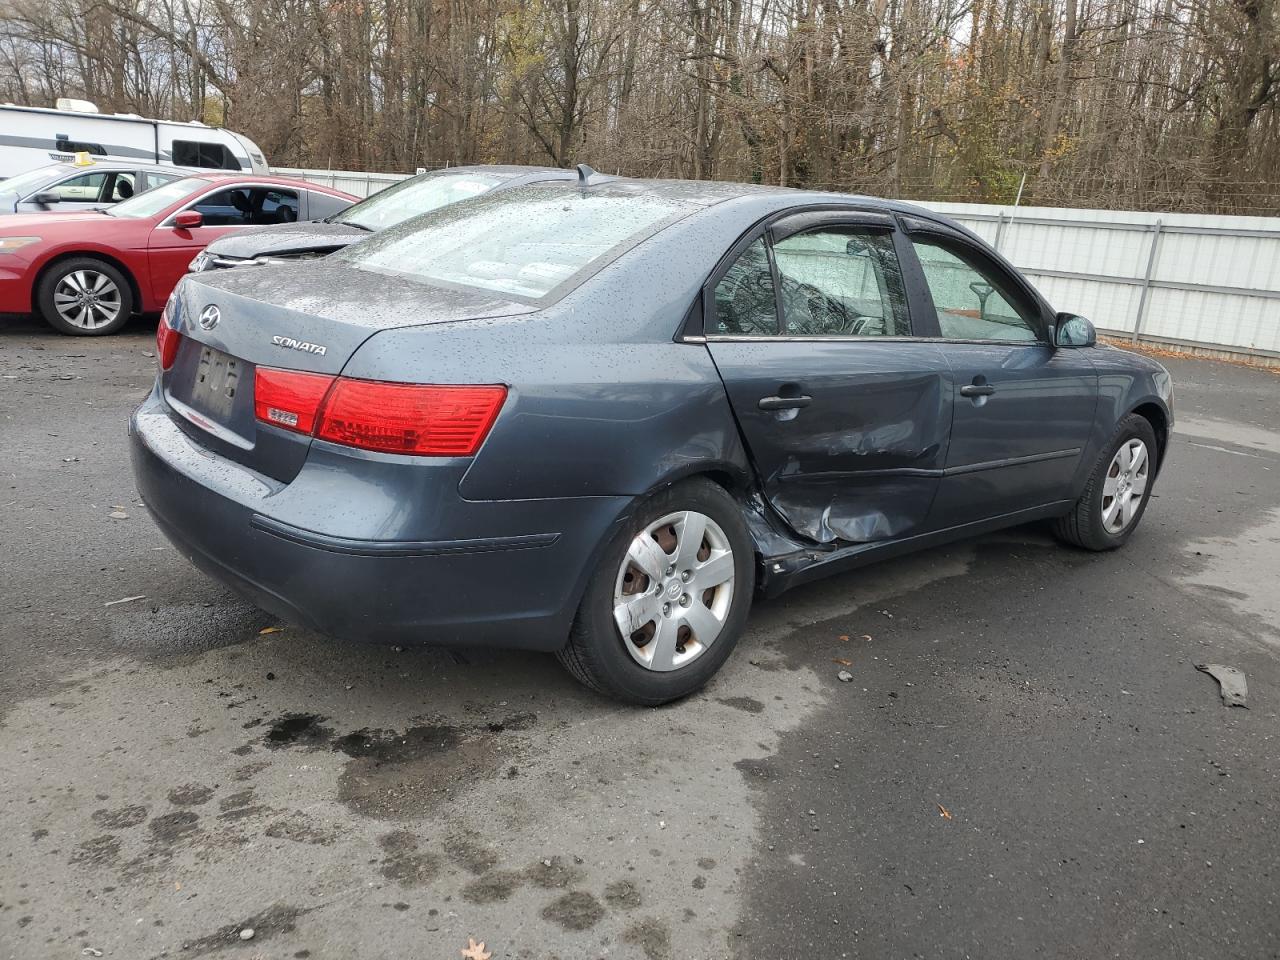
<box><xmin>49</xmin><ymin>171</ymin><xmax>108</xmax><ymax>202</ymax></box>
<box><xmin>189</xmin><ymin>187</ymin><xmax>299</xmax><ymax>226</ymax></box>
<box><xmin>338</xmin><ymin>186</ymin><xmax>696</xmax><ymax>300</ymax></box>
<box><xmin>911</xmin><ymin>238</ymin><xmax>1039</xmax><ymax>341</ymax></box>
<box><xmin>773</xmin><ymin>228</ymin><xmax>910</xmax><ymax>336</ymax></box>
<box><xmin>712</xmin><ymin>238</ymin><xmax>779</xmax><ymax>335</ymax></box>
<box><xmin>337</xmin><ymin>171</ymin><xmax>505</xmax><ymax>231</ymax></box>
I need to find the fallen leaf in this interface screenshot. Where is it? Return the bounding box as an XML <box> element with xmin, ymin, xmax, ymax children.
<box><xmin>258</xmin><ymin>626</ymin><xmax>283</xmax><ymax>635</ymax></box>
<box><xmin>838</xmin><ymin>634</ymin><xmax>850</xmax><ymax>642</ymax></box>
<box><xmin>832</xmin><ymin>658</ymin><xmax>852</xmax><ymax>666</ymax></box>
<box><xmin>460</xmin><ymin>937</ymin><xmax>492</xmax><ymax>960</ymax></box>
<box><xmin>936</xmin><ymin>802</ymin><xmax>953</xmax><ymax>820</ymax></box>
<box><xmin>174</xmin><ymin>881</ymin><xmax>182</xmax><ymax>891</ymax></box>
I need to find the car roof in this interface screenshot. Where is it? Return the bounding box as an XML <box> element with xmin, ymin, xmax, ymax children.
<box><xmin>432</xmin><ymin>164</ymin><xmax>573</xmax><ymax>180</ymax></box>
<box><xmin>184</xmin><ymin>173</ymin><xmax>356</xmax><ymax>197</ymax></box>
<box><xmin>30</xmin><ymin>160</ymin><xmax>203</xmax><ymax>176</ymax></box>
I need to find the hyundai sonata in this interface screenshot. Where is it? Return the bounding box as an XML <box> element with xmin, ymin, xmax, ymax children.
<box><xmin>130</xmin><ymin>173</ymin><xmax>1173</xmax><ymax>704</ymax></box>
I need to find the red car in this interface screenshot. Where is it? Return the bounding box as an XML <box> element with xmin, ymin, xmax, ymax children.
<box><xmin>0</xmin><ymin>174</ymin><xmax>356</xmax><ymax>335</ymax></box>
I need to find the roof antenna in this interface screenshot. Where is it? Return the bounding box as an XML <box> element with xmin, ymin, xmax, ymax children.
<box><xmin>576</xmin><ymin>163</ymin><xmax>596</xmax><ymax>185</ymax></box>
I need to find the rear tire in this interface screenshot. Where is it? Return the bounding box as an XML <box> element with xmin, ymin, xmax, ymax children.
<box><xmin>36</xmin><ymin>257</ymin><xmax>134</xmax><ymax>336</ymax></box>
<box><xmin>557</xmin><ymin>478</ymin><xmax>755</xmax><ymax>705</ymax></box>
<box><xmin>1053</xmin><ymin>413</ymin><xmax>1158</xmax><ymax>551</ymax></box>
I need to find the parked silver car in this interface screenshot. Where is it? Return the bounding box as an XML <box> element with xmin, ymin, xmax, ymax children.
<box><xmin>0</xmin><ymin>161</ymin><xmax>192</xmax><ymax>214</ymax></box>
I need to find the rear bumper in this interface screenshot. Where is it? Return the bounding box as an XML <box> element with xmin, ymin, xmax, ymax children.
<box><xmin>129</xmin><ymin>387</ymin><xmax>630</xmax><ymax>650</ymax></box>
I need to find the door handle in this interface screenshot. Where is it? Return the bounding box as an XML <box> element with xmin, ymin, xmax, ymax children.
<box><xmin>959</xmin><ymin>384</ymin><xmax>996</xmax><ymax>397</ymax></box>
<box><xmin>758</xmin><ymin>395</ymin><xmax>813</xmax><ymax>411</ymax></box>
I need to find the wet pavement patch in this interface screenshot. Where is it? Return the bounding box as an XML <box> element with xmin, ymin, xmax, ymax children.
<box><xmin>264</xmin><ymin>814</ymin><xmax>334</xmax><ymax>846</ymax></box>
<box><xmin>624</xmin><ymin>917</ymin><xmax>674</xmax><ymax>960</ymax></box>
<box><xmin>604</xmin><ymin>879</ymin><xmax>643</xmax><ymax>909</ymax></box>
<box><xmin>167</xmin><ymin>783</ymin><xmax>215</xmax><ymax>806</ymax></box>
<box><xmin>733</xmin><ymin>756</ymin><xmax>784</xmax><ymax>785</ymax></box>
<box><xmin>524</xmin><ymin>856</ymin><xmax>585</xmax><ymax>889</ymax></box>
<box><xmin>718</xmin><ymin>696</ymin><xmax>766</xmax><ymax>713</ymax></box>
<box><xmin>462</xmin><ymin>869</ymin><xmax>526</xmax><ymax>904</ymax></box>
<box><xmin>376</xmin><ymin>830</ymin><xmax>441</xmax><ymax>887</ymax></box>
<box><xmin>263</xmin><ymin>714</ymin><xmax>333</xmax><ymax>749</ymax></box>
<box><xmin>540</xmin><ymin>890</ymin><xmax>606</xmax><ymax>931</ymax></box>
<box><xmin>180</xmin><ymin>903</ymin><xmax>308</xmax><ymax>956</ymax></box>
<box><xmin>90</xmin><ymin>804</ymin><xmax>149</xmax><ymax>829</ymax></box>
<box><xmin>443</xmin><ymin>830</ymin><xmax>500</xmax><ymax>875</ymax></box>
<box><xmin>148</xmin><ymin>810</ymin><xmax>200</xmax><ymax>846</ymax></box>
<box><xmin>71</xmin><ymin>834</ymin><xmax>121</xmax><ymax>866</ymax></box>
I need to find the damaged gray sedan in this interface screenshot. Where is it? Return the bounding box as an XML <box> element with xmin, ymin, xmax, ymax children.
<box><xmin>130</xmin><ymin>174</ymin><xmax>1174</xmax><ymax>704</ymax></box>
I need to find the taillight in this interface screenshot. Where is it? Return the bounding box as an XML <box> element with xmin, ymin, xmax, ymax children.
<box><xmin>156</xmin><ymin>299</ymin><xmax>181</xmax><ymax>370</ymax></box>
<box><xmin>253</xmin><ymin>369</ymin><xmax>506</xmax><ymax>457</ymax></box>
<box><xmin>253</xmin><ymin>368</ymin><xmax>335</xmax><ymax>435</ymax></box>
<box><xmin>317</xmin><ymin>381</ymin><xmax>507</xmax><ymax>456</ymax></box>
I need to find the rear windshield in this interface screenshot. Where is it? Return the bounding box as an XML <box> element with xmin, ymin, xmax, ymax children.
<box><xmin>337</xmin><ymin>186</ymin><xmax>696</xmax><ymax>300</ymax></box>
<box><xmin>337</xmin><ymin>170</ymin><xmax>505</xmax><ymax>231</ymax></box>
<box><xmin>107</xmin><ymin>177</ymin><xmax>208</xmax><ymax>218</ymax></box>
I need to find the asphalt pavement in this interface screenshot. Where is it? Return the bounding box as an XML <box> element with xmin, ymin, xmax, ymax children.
<box><xmin>2</xmin><ymin>313</ymin><xmax>1277</xmax><ymax>960</ymax></box>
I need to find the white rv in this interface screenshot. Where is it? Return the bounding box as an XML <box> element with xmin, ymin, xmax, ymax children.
<box><xmin>0</xmin><ymin>99</ymin><xmax>269</xmax><ymax>181</ymax></box>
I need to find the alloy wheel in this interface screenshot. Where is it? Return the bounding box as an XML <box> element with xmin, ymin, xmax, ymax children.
<box><xmin>53</xmin><ymin>270</ymin><xmax>123</xmax><ymax>331</ymax></box>
<box><xmin>1102</xmin><ymin>438</ymin><xmax>1149</xmax><ymax>533</ymax></box>
<box><xmin>613</xmin><ymin>510</ymin><xmax>735</xmax><ymax>672</ymax></box>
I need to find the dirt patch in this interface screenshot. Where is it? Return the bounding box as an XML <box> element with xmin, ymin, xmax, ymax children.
<box><xmin>604</xmin><ymin>879</ymin><xmax>643</xmax><ymax>909</ymax></box>
<box><xmin>91</xmin><ymin>804</ymin><xmax>149</xmax><ymax>829</ymax></box>
<box><xmin>696</xmin><ymin>857</ymin><xmax>716</xmax><ymax>870</ymax></box>
<box><xmin>541</xmin><ymin>890</ymin><xmax>605</xmax><ymax>931</ymax></box>
<box><xmin>179</xmin><ymin>903</ymin><xmax>308</xmax><ymax>957</ymax></box>
<box><xmin>624</xmin><ymin>917</ymin><xmax>674</xmax><ymax>960</ymax></box>
<box><xmin>148</xmin><ymin>810</ymin><xmax>200</xmax><ymax>846</ymax></box>
<box><xmin>375</xmin><ymin>829</ymin><xmax>440</xmax><ymax>887</ymax></box>
<box><xmin>168</xmin><ymin>783</ymin><xmax>215</xmax><ymax>806</ymax></box>
<box><xmin>231</xmin><ymin>760</ymin><xmax>270</xmax><ymax>782</ymax></box>
<box><xmin>218</xmin><ymin>789</ymin><xmax>256</xmax><ymax>812</ymax></box>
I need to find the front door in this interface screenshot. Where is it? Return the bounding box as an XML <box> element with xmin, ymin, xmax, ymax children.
<box><xmin>704</xmin><ymin>215</ymin><xmax>953</xmax><ymax>545</ymax></box>
<box><xmin>148</xmin><ymin>185</ymin><xmax>300</xmax><ymax>302</ymax></box>
<box><xmin>904</xmin><ymin>232</ymin><xmax>1099</xmax><ymax>526</ymax></box>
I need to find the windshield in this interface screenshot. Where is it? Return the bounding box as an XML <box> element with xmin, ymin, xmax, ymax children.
<box><xmin>107</xmin><ymin>177</ymin><xmax>209</xmax><ymax>218</ymax></box>
<box><xmin>337</xmin><ymin>186</ymin><xmax>697</xmax><ymax>300</ymax></box>
<box><xmin>336</xmin><ymin>170</ymin><xmax>506</xmax><ymax>231</ymax></box>
<box><xmin>0</xmin><ymin>165</ymin><xmax>68</xmax><ymax>197</ymax></box>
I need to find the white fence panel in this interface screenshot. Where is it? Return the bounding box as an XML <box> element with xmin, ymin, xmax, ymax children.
<box><xmin>272</xmin><ymin>166</ymin><xmax>410</xmax><ymax>198</ymax></box>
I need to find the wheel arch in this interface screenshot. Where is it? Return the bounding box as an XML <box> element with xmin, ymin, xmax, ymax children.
<box><xmin>33</xmin><ymin>250</ymin><xmax>143</xmax><ymax>317</ymax></box>
<box><xmin>1130</xmin><ymin>400</ymin><xmax>1170</xmax><ymax>470</ymax></box>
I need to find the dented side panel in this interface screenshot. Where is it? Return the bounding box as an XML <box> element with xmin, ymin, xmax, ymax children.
<box><xmin>705</xmin><ymin>339</ymin><xmax>953</xmax><ymax>544</ymax></box>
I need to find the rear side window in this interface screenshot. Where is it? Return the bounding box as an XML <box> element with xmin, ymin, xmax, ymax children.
<box><xmin>773</xmin><ymin>228</ymin><xmax>910</xmax><ymax>336</ymax></box>
<box><xmin>339</xmin><ymin>187</ymin><xmax>697</xmax><ymax>300</ymax></box>
<box><xmin>308</xmin><ymin>190</ymin><xmax>353</xmax><ymax>221</ymax></box>
<box><xmin>172</xmin><ymin>140</ymin><xmax>242</xmax><ymax>170</ymax></box>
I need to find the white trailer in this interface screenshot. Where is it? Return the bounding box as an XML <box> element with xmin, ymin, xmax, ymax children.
<box><xmin>0</xmin><ymin>99</ymin><xmax>269</xmax><ymax>180</ymax></box>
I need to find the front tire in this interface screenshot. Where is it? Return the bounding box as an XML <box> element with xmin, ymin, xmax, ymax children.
<box><xmin>36</xmin><ymin>257</ymin><xmax>134</xmax><ymax>336</ymax></box>
<box><xmin>1053</xmin><ymin>413</ymin><xmax>1158</xmax><ymax>551</ymax></box>
<box><xmin>558</xmin><ymin>479</ymin><xmax>755</xmax><ymax>705</ymax></box>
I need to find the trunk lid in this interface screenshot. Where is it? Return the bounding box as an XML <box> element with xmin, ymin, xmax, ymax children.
<box><xmin>162</xmin><ymin>259</ymin><xmax>535</xmax><ymax>481</ymax></box>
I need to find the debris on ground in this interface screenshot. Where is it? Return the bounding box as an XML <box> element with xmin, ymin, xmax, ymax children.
<box><xmin>837</xmin><ymin>670</ymin><xmax>854</xmax><ymax>683</ymax></box>
<box><xmin>838</xmin><ymin>634</ymin><xmax>849</xmax><ymax>641</ymax></box>
<box><xmin>258</xmin><ymin>626</ymin><xmax>283</xmax><ymax>635</ymax></box>
<box><xmin>936</xmin><ymin>802</ymin><xmax>953</xmax><ymax>820</ymax></box>
<box><xmin>1196</xmin><ymin>663</ymin><xmax>1248</xmax><ymax>708</ymax></box>
<box><xmin>108</xmin><ymin>510</ymin><xmax>128</xmax><ymax>519</ymax></box>
<box><xmin>81</xmin><ymin>950</ymin><xmax>103</xmax><ymax>957</ymax></box>
<box><xmin>460</xmin><ymin>937</ymin><xmax>492</xmax><ymax>960</ymax></box>
<box><xmin>104</xmin><ymin>595</ymin><xmax>145</xmax><ymax>607</ymax></box>
<box><xmin>832</xmin><ymin>658</ymin><xmax>852</xmax><ymax>666</ymax></box>
<box><xmin>238</xmin><ymin>927</ymin><xmax>255</xmax><ymax>941</ymax></box>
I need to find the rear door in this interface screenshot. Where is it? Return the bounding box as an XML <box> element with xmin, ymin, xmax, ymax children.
<box><xmin>901</xmin><ymin>223</ymin><xmax>1098</xmax><ymax>525</ymax></box>
<box><xmin>148</xmin><ymin>184</ymin><xmax>301</xmax><ymax>301</ymax></box>
<box><xmin>703</xmin><ymin>210</ymin><xmax>953</xmax><ymax>544</ymax></box>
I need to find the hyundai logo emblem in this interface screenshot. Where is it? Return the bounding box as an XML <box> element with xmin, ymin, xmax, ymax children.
<box><xmin>198</xmin><ymin>305</ymin><xmax>220</xmax><ymax>330</ymax></box>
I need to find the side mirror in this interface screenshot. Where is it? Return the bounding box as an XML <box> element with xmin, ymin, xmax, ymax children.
<box><xmin>1055</xmin><ymin>312</ymin><xmax>1096</xmax><ymax>347</ymax></box>
<box><xmin>173</xmin><ymin>210</ymin><xmax>203</xmax><ymax>229</ymax></box>
<box><xmin>32</xmin><ymin>192</ymin><xmax>60</xmax><ymax>207</ymax></box>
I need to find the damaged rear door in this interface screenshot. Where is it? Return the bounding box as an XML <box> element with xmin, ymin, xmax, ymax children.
<box><xmin>703</xmin><ymin>210</ymin><xmax>953</xmax><ymax>544</ymax></box>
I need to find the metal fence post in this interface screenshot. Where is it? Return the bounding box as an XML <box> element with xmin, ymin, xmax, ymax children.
<box><xmin>993</xmin><ymin>211</ymin><xmax>1007</xmax><ymax>252</ymax></box>
<box><xmin>1131</xmin><ymin>219</ymin><xmax>1163</xmax><ymax>342</ymax></box>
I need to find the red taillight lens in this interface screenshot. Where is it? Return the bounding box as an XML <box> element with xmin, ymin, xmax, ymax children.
<box><xmin>317</xmin><ymin>381</ymin><xmax>507</xmax><ymax>456</ymax></box>
<box><xmin>253</xmin><ymin>368</ymin><xmax>336</xmax><ymax>435</ymax></box>
<box><xmin>156</xmin><ymin>312</ymin><xmax>181</xmax><ymax>371</ymax></box>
